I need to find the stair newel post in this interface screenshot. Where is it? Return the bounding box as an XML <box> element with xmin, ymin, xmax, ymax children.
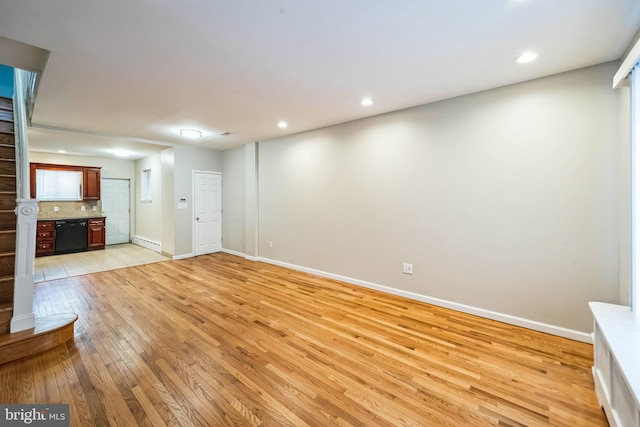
<box><xmin>11</xmin><ymin>200</ymin><xmax>36</xmax><ymax>332</ymax></box>
<box><xmin>10</xmin><ymin>69</ymin><xmax>36</xmax><ymax>333</ymax></box>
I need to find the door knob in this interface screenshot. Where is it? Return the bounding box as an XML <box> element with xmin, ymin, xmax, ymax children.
<box><xmin>196</xmin><ymin>217</ymin><xmax>200</xmax><ymax>221</ymax></box>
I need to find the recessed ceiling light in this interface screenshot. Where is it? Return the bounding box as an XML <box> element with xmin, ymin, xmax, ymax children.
<box><xmin>179</xmin><ymin>128</ymin><xmax>202</xmax><ymax>138</ymax></box>
<box><xmin>360</xmin><ymin>97</ymin><xmax>373</xmax><ymax>106</ymax></box>
<box><xmin>113</xmin><ymin>150</ymin><xmax>130</xmax><ymax>157</ymax></box>
<box><xmin>514</xmin><ymin>52</ymin><xmax>538</xmax><ymax>64</ymax></box>
<box><xmin>278</xmin><ymin>121</ymin><xmax>288</xmax><ymax>129</ymax></box>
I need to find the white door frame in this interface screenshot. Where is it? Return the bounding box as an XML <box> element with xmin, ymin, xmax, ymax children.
<box><xmin>192</xmin><ymin>170</ymin><xmax>222</xmax><ymax>256</ymax></box>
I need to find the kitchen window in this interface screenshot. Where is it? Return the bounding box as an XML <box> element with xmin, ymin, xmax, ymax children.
<box><xmin>35</xmin><ymin>169</ymin><xmax>82</xmax><ymax>201</ymax></box>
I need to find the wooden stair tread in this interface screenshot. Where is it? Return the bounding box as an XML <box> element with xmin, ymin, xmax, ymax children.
<box><xmin>0</xmin><ymin>252</ymin><xmax>16</xmax><ymax>257</ymax></box>
<box><xmin>0</xmin><ymin>314</ymin><xmax>78</xmax><ymax>365</ymax></box>
<box><xmin>0</xmin><ymin>304</ymin><xmax>11</xmax><ymax>329</ymax></box>
<box><xmin>0</xmin><ymin>122</ymin><xmax>13</xmax><ymax>131</ymax></box>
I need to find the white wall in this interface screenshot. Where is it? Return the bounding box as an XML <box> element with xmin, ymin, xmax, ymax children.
<box><xmin>222</xmin><ymin>145</ymin><xmax>245</xmax><ymax>254</ymax></box>
<box><xmin>29</xmin><ymin>151</ymin><xmax>134</xmax><ymax>180</ymax></box>
<box><xmin>161</xmin><ymin>148</ymin><xmax>175</xmax><ymax>256</ymax></box>
<box><xmin>135</xmin><ymin>153</ymin><xmax>162</xmax><ymax>244</ymax></box>
<box><xmin>252</xmin><ymin>62</ymin><xmax>622</xmax><ymax>334</ymax></box>
<box><xmin>173</xmin><ymin>145</ymin><xmax>223</xmax><ymax>257</ymax></box>
<box><xmin>618</xmin><ymin>86</ymin><xmax>631</xmax><ymax>307</ymax></box>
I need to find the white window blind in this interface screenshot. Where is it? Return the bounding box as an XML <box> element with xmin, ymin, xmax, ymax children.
<box><xmin>35</xmin><ymin>169</ymin><xmax>82</xmax><ymax>201</ymax></box>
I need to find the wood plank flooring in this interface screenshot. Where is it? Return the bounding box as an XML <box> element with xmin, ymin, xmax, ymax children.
<box><xmin>0</xmin><ymin>253</ymin><xmax>607</xmax><ymax>426</ymax></box>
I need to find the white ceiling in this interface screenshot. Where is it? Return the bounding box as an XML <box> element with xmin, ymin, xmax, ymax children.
<box><xmin>1</xmin><ymin>0</ymin><xmax>639</xmax><ymax>159</ymax></box>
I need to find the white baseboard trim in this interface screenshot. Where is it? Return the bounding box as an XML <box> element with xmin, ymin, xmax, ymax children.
<box><xmin>222</xmin><ymin>248</ymin><xmax>245</xmax><ymax>258</ymax></box>
<box><xmin>173</xmin><ymin>253</ymin><xmax>194</xmax><ymax>260</ymax></box>
<box><xmin>256</xmin><ymin>256</ymin><xmax>592</xmax><ymax>343</ymax></box>
<box><xmin>219</xmin><ymin>248</ymin><xmax>256</xmax><ymax>261</ymax></box>
<box><xmin>10</xmin><ymin>313</ymin><xmax>35</xmax><ymax>333</ymax></box>
<box><xmin>132</xmin><ymin>236</ymin><xmax>162</xmax><ymax>253</ymax></box>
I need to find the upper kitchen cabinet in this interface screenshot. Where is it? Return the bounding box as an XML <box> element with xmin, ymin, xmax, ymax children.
<box><xmin>82</xmin><ymin>167</ymin><xmax>101</xmax><ymax>200</ymax></box>
<box><xmin>30</xmin><ymin>163</ymin><xmax>102</xmax><ymax>201</ymax></box>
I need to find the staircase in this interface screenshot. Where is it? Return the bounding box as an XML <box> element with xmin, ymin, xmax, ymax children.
<box><xmin>0</xmin><ymin>97</ymin><xmax>16</xmax><ymax>335</ymax></box>
<box><xmin>0</xmin><ymin>93</ymin><xmax>77</xmax><ymax>364</ymax></box>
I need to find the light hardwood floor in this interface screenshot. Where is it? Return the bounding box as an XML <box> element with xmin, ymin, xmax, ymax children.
<box><xmin>0</xmin><ymin>253</ymin><xmax>607</xmax><ymax>426</ymax></box>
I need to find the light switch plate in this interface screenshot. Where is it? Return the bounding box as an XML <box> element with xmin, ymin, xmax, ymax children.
<box><xmin>402</xmin><ymin>263</ymin><xmax>413</xmax><ymax>274</ymax></box>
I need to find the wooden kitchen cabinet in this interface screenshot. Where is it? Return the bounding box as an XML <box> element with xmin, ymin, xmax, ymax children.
<box><xmin>87</xmin><ymin>217</ymin><xmax>106</xmax><ymax>250</ymax></box>
<box><xmin>35</xmin><ymin>220</ymin><xmax>55</xmax><ymax>257</ymax></box>
<box><xmin>30</xmin><ymin>163</ymin><xmax>102</xmax><ymax>200</ymax></box>
<box><xmin>83</xmin><ymin>167</ymin><xmax>101</xmax><ymax>200</ymax></box>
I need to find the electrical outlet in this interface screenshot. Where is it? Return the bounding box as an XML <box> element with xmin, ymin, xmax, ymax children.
<box><xmin>268</xmin><ymin>241</ymin><xmax>273</xmax><ymax>248</ymax></box>
<box><xmin>53</xmin><ymin>206</ymin><xmax>59</xmax><ymax>212</ymax></box>
<box><xmin>92</xmin><ymin>206</ymin><xmax>97</xmax><ymax>211</ymax></box>
<box><xmin>402</xmin><ymin>263</ymin><xmax>413</xmax><ymax>274</ymax></box>
<box><xmin>81</xmin><ymin>206</ymin><xmax>86</xmax><ymax>211</ymax></box>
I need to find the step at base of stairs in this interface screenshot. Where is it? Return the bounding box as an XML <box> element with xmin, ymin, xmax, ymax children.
<box><xmin>0</xmin><ymin>313</ymin><xmax>78</xmax><ymax>365</ymax></box>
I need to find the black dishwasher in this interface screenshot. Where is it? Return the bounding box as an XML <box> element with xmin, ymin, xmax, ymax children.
<box><xmin>55</xmin><ymin>219</ymin><xmax>88</xmax><ymax>254</ymax></box>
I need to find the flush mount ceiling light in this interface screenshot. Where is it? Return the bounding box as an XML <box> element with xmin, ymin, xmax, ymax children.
<box><xmin>179</xmin><ymin>128</ymin><xmax>202</xmax><ymax>139</ymax></box>
<box><xmin>57</xmin><ymin>150</ymin><xmax>66</xmax><ymax>154</ymax></box>
<box><xmin>113</xmin><ymin>150</ymin><xmax>130</xmax><ymax>157</ymax></box>
<box><xmin>360</xmin><ymin>97</ymin><xmax>373</xmax><ymax>106</ymax></box>
<box><xmin>514</xmin><ymin>52</ymin><xmax>538</xmax><ymax>64</ymax></box>
<box><xmin>277</xmin><ymin>121</ymin><xmax>288</xmax><ymax>129</ymax></box>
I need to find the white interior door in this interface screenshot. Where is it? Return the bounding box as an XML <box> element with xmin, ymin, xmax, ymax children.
<box><xmin>194</xmin><ymin>171</ymin><xmax>222</xmax><ymax>256</ymax></box>
<box><xmin>102</xmin><ymin>178</ymin><xmax>130</xmax><ymax>245</ymax></box>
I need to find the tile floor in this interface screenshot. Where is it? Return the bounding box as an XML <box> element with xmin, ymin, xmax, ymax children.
<box><xmin>34</xmin><ymin>243</ymin><xmax>171</xmax><ymax>282</ymax></box>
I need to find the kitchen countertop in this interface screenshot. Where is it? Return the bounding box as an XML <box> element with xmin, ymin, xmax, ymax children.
<box><xmin>37</xmin><ymin>216</ymin><xmax>106</xmax><ymax>221</ymax></box>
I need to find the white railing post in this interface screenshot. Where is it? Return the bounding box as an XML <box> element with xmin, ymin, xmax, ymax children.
<box><xmin>10</xmin><ymin>69</ymin><xmax>36</xmax><ymax>333</ymax></box>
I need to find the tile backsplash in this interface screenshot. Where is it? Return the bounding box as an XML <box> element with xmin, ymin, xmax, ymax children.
<box><xmin>38</xmin><ymin>201</ymin><xmax>102</xmax><ymax>219</ymax></box>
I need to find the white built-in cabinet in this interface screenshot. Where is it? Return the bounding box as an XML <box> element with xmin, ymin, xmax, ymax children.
<box><xmin>590</xmin><ymin>302</ymin><xmax>640</xmax><ymax>427</ymax></box>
